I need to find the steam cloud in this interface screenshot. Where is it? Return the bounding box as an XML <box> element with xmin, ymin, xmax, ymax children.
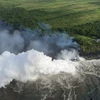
<box><xmin>0</xmin><ymin>30</ymin><xmax>24</xmax><ymax>54</ymax></box>
<box><xmin>0</xmin><ymin>49</ymin><xmax>80</xmax><ymax>87</ymax></box>
<box><xmin>0</xmin><ymin>22</ymin><xmax>79</xmax><ymax>56</ymax></box>
<box><xmin>0</xmin><ymin>21</ymin><xmax>83</xmax><ymax>87</ymax></box>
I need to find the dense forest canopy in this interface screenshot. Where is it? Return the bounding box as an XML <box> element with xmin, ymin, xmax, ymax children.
<box><xmin>0</xmin><ymin>0</ymin><xmax>100</xmax><ymax>54</ymax></box>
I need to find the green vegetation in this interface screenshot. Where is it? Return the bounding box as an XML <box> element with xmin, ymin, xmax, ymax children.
<box><xmin>0</xmin><ymin>0</ymin><xmax>100</xmax><ymax>53</ymax></box>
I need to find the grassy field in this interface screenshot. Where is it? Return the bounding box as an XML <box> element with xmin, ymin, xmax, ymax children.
<box><xmin>0</xmin><ymin>0</ymin><xmax>100</xmax><ymax>54</ymax></box>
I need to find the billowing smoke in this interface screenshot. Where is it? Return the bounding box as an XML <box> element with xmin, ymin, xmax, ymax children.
<box><xmin>0</xmin><ymin>21</ymin><xmax>82</xmax><ymax>88</ymax></box>
<box><xmin>0</xmin><ymin>49</ymin><xmax>80</xmax><ymax>88</ymax></box>
<box><xmin>57</xmin><ymin>49</ymin><xmax>84</xmax><ymax>61</ymax></box>
<box><xmin>0</xmin><ymin>21</ymin><xmax>100</xmax><ymax>100</ymax></box>
<box><xmin>0</xmin><ymin>22</ymin><xmax>79</xmax><ymax>57</ymax></box>
<box><xmin>0</xmin><ymin>30</ymin><xmax>24</xmax><ymax>54</ymax></box>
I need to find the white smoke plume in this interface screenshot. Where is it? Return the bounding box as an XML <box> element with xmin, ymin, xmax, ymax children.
<box><xmin>57</xmin><ymin>49</ymin><xmax>84</xmax><ymax>61</ymax></box>
<box><xmin>0</xmin><ymin>21</ymin><xmax>82</xmax><ymax>88</ymax></box>
<box><xmin>0</xmin><ymin>49</ymin><xmax>80</xmax><ymax>88</ymax></box>
<box><xmin>0</xmin><ymin>21</ymin><xmax>79</xmax><ymax>57</ymax></box>
<box><xmin>0</xmin><ymin>30</ymin><xmax>24</xmax><ymax>54</ymax></box>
